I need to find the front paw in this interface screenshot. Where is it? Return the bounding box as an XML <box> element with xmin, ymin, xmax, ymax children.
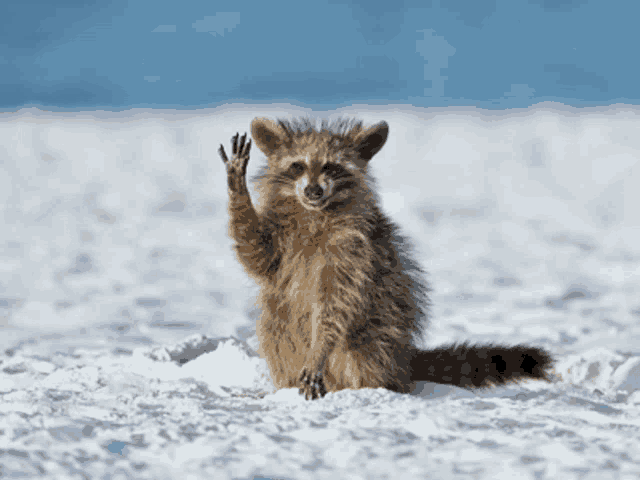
<box><xmin>218</xmin><ymin>132</ymin><xmax>251</xmax><ymax>194</ymax></box>
<box><xmin>299</xmin><ymin>368</ymin><xmax>327</xmax><ymax>400</ymax></box>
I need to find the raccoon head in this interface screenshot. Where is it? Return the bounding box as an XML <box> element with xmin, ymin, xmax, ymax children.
<box><xmin>251</xmin><ymin>117</ymin><xmax>388</xmax><ymax>211</ymax></box>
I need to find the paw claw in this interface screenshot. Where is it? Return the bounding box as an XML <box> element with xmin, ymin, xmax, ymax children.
<box><xmin>298</xmin><ymin>368</ymin><xmax>326</xmax><ymax>400</ymax></box>
<box><xmin>232</xmin><ymin>133</ymin><xmax>239</xmax><ymax>153</ymax></box>
<box><xmin>218</xmin><ymin>144</ymin><xmax>229</xmax><ymax>163</ymax></box>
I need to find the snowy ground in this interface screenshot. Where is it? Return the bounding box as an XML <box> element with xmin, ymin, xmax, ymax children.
<box><xmin>1</xmin><ymin>103</ymin><xmax>639</xmax><ymax>479</ymax></box>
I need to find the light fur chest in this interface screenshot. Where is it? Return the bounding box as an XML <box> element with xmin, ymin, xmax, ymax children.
<box><xmin>280</xmin><ymin>251</ymin><xmax>327</xmax><ymax>315</ymax></box>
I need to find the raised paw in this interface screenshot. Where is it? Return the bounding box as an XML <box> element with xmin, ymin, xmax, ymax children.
<box><xmin>298</xmin><ymin>368</ymin><xmax>327</xmax><ymax>400</ymax></box>
<box><xmin>218</xmin><ymin>132</ymin><xmax>252</xmax><ymax>193</ymax></box>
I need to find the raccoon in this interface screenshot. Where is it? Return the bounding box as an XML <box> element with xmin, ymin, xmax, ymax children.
<box><xmin>218</xmin><ymin>117</ymin><xmax>551</xmax><ymax>400</ymax></box>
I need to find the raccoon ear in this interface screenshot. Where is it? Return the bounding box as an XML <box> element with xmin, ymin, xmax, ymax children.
<box><xmin>251</xmin><ymin>117</ymin><xmax>287</xmax><ymax>155</ymax></box>
<box><xmin>355</xmin><ymin>121</ymin><xmax>389</xmax><ymax>161</ymax></box>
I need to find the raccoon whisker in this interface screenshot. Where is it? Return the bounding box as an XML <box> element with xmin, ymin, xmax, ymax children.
<box><xmin>267</xmin><ymin>176</ymin><xmax>293</xmax><ymax>187</ymax></box>
<box><xmin>331</xmin><ymin>174</ymin><xmax>352</xmax><ymax>181</ymax></box>
<box><xmin>333</xmin><ymin>180</ymin><xmax>358</xmax><ymax>193</ymax></box>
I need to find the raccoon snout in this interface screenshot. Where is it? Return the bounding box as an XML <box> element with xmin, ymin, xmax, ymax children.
<box><xmin>304</xmin><ymin>184</ymin><xmax>324</xmax><ymax>200</ymax></box>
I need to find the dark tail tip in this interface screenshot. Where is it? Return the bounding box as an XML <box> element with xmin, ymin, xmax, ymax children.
<box><xmin>411</xmin><ymin>343</ymin><xmax>553</xmax><ymax>388</ymax></box>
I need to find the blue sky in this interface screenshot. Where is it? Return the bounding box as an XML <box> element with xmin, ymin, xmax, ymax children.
<box><xmin>1</xmin><ymin>0</ymin><xmax>638</xmax><ymax>110</ymax></box>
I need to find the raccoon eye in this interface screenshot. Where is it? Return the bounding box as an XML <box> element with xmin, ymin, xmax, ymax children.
<box><xmin>321</xmin><ymin>163</ymin><xmax>345</xmax><ymax>177</ymax></box>
<box><xmin>288</xmin><ymin>162</ymin><xmax>305</xmax><ymax>177</ymax></box>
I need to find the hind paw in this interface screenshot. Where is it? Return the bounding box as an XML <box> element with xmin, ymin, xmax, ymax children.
<box><xmin>298</xmin><ymin>368</ymin><xmax>327</xmax><ymax>400</ymax></box>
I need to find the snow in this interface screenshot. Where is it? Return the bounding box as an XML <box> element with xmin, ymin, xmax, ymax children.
<box><xmin>1</xmin><ymin>102</ymin><xmax>639</xmax><ymax>479</ymax></box>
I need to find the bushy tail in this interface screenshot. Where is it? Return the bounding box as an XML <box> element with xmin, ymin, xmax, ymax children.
<box><xmin>410</xmin><ymin>343</ymin><xmax>552</xmax><ymax>388</ymax></box>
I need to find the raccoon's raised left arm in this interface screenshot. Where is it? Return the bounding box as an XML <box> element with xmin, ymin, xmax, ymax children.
<box><xmin>219</xmin><ymin>133</ymin><xmax>280</xmax><ymax>279</ymax></box>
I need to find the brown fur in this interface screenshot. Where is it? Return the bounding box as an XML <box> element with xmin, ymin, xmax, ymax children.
<box><xmin>218</xmin><ymin>118</ymin><xmax>552</xmax><ymax>400</ymax></box>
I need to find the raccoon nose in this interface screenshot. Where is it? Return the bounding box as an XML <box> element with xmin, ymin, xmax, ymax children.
<box><xmin>304</xmin><ymin>184</ymin><xmax>324</xmax><ymax>200</ymax></box>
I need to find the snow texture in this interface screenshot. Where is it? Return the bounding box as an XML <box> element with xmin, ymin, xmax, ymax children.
<box><xmin>1</xmin><ymin>103</ymin><xmax>639</xmax><ymax>479</ymax></box>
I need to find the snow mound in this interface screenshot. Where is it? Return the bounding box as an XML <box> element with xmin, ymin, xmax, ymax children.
<box><xmin>556</xmin><ymin>347</ymin><xmax>640</xmax><ymax>401</ymax></box>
